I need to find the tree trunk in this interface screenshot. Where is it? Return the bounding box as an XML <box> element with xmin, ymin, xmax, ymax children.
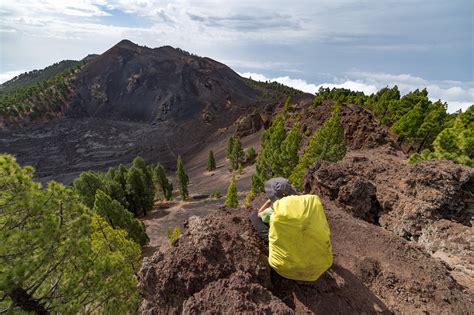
<box><xmin>397</xmin><ymin>137</ymin><xmax>404</xmax><ymax>147</ymax></box>
<box><xmin>417</xmin><ymin>132</ymin><xmax>431</xmax><ymax>152</ymax></box>
<box><xmin>9</xmin><ymin>287</ymin><xmax>48</xmax><ymax>315</ymax></box>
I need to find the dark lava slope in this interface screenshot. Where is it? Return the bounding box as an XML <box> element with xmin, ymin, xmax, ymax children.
<box><xmin>0</xmin><ymin>40</ymin><xmax>279</xmax><ymax>183</ymax></box>
<box><xmin>69</xmin><ymin>39</ymin><xmax>262</xmax><ymax>126</ymax></box>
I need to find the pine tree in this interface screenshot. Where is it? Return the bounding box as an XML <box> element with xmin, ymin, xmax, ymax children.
<box><xmin>0</xmin><ymin>155</ymin><xmax>140</xmax><ymax>314</ymax></box>
<box><xmin>132</xmin><ymin>156</ymin><xmax>155</xmax><ymax>211</ymax></box>
<box><xmin>255</xmin><ymin>115</ymin><xmax>287</xmax><ymax>181</ymax></box>
<box><xmin>115</xmin><ymin>164</ymin><xmax>129</xmax><ymax>189</ymax></box>
<box><xmin>102</xmin><ymin>174</ymin><xmax>129</xmax><ymax>209</ymax></box>
<box><xmin>243</xmin><ymin>189</ymin><xmax>255</xmax><ymax>207</ymax></box>
<box><xmin>312</xmin><ymin>95</ymin><xmax>322</xmax><ymax>108</ymax></box>
<box><xmin>245</xmin><ymin>147</ymin><xmax>256</xmax><ymax>163</ymax></box>
<box><xmin>207</xmin><ymin>150</ymin><xmax>216</xmax><ymax>171</ymax></box>
<box><xmin>176</xmin><ymin>155</ymin><xmax>189</xmax><ymax>200</ymax></box>
<box><xmin>433</xmin><ymin>108</ymin><xmax>474</xmax><ymax>165</ymax></box>
<box><xmin>416</xmin><ymin>101</ymin><xmax>448</xmax><ymax>151</ymax></box>
<box><xmin>279</xmin><ymin>123</ymin><xmax>302</xmax><ymax>177</ymax></box>
<box><xmin>371</xmin><ymin>86</ymin><xmax>400</xmax><ymax>119</ymax></box>
<box><xmin>409</xmin><ymin>105</ymin><xmax>473</xmax><ymax>167</ymax></box>
<box><xmin>230</xmin><ymin>136</ymin><xmax>244</xmax><ymax>170</ymax></box>
<box><xmin>250</xmin><ymin>173</ymin><xmax>264</xmax><ymax>193</ymax></box>
<box><xmin>73</xmin><ymin>170</ymin><xmax>104</xmax><ymax>208</ymax></box>
<box><xmin>153</xmin><ymin>163</ymin><xmax>173</xmax><ymax>200</ymax></box>
<box><xmin>225</xmin><ymin>176</ymin><xmax>238</xmax><ymax>208</ymax></box>
<box><xmin>290</xmin><ymin>105</ymin><xmax>346</xmax><ymax>188</ymax></box>
<box><xmin>226</xmin><ymin>136</ymin><xmax>234</xmax><ymax>159</ymax></box>
<box><xmin>126</xmin><ymin>166</ymin><xmax>148</xmax><ymax>216</ymax></box>
<box><xmin>93</xmin><ymin>190</ymin><xmax>149</xmax><ymax>246</ymax></box>
<box><xmin>391</xmin><ymin>99</ymin><xmax>431</xmax><ymax>147</ymax></box>
<box><xmin>283</xmin><ymin>96</ymin><xmax>293</xmax><ymax>113</ymax></box>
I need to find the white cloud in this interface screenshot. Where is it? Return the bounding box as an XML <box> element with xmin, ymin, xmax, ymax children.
<box><xmin>223</xmin><ymin>60</ymin><xmax>302</xmax><ymax>73</ymax></box>
<box><xmin>0</xmin><ymin>0</ymin><xmax>110</xmax><ymax>17</ymax></box>
<box><xmin>0</xmin><ymin>70</ymin><xmax>27</xmax><ymax>84</ymax></box>
<box><xmin>0</xmin><ymin>0</ymin><xmax>471</xmax><ymax>114</ymax></box>
<box><xmin>347</xmin><ymin>72</ymin><xmax>474</xmax><ymax>112</ymax></box>
<box><xmin>1</xmin><ymin>0</ymin><xmax>439</xmax><ymax>48</ymax></box>
<box><xmin>239</xmin><ymin>71</ymin><xmax>473</xmax><ymax>113</ymax></box>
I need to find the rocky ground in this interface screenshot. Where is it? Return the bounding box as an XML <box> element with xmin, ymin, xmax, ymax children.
<box><xmin>0</xmin><ymin>118</ymin><xmax>181</xmax><ymax>183</ymax></box>
<box><xmin>139</xmin><ymin>101</ymin><xmax>473</xmax><ymax>314</ymax></box>
<box><xmin>303</xmin><ymin>148</ymin><xmax>474</xmax><ymax>290</ymax></box>
<box><xmin>141</xmin><ymin>131</ymin><xmax>262</xmax><ymax>257</ymax></box>
<box><xmin>139</xmin><ymin>200</ymin><xmax>473</xmax><ymax>314</ymax></box>
<box><xmin>1</xmin><ymin>91</ymin><xmax>471</xmax><ymax>313</ymax></box>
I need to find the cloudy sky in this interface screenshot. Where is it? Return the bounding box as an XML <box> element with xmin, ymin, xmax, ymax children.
<box><xmin>0</xmin><ymin>0</ymin><xmax>472</xmax><ymax>111</ymax></box>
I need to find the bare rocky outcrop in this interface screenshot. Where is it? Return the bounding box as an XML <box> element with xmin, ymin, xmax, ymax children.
<box><xmin>234</xmin><ymin>111</ymin><xmax>263</xmax><ymax>137</ymax></box>
<box><xmin>418</xmin><ymin>220</ymin><xmax>474</xmax><ymax>291</ymax></box>
<box><xmin>302</xmin><ymin>148</ymin><xmax>474</xmax><ymax>290</ymax></box>
<box><xmin>139</xmin><ymin>201</ymin><xmax>473</xmax><ymax>314</ymax></box>
<box><xmin>298</xmin><ymin>102</ymin><xmax>396</xmax><ymax>150</ymax></box>
<box><xmin>70</xmin><ymin>40</ymin><xmax>262</xmax><ymax>124</ymax></box>
<box><xmin>182</xmin><ymin>271</ymin><xmax>293</xmax><ymax>314</ymax></box>
<box><xmin>139</xmin><ymin>101</ymin><xmax>473</xmax><ymax>313</ymax></box>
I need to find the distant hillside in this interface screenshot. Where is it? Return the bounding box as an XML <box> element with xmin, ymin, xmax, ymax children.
<box><xmin>0</xmin><ymin>55</ymin><xmax>100</xmax><ymax>125</ymax></box>
<box><xmin>0</xmin><ymin>40</ymin><xmax>301</xmax><ymax>127</ymax></box>
<box><xmin>68</xmin><ymin>40</ymin><xmax>263</xmax><ymax>124</ymax></box>
<box><xmin>0</xmin><ymin>60</ymin><xmax>79</xmax><ymax>94</ymax></box>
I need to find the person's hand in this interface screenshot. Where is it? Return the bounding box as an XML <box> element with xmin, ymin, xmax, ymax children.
<box><xmin>257</xmin><ymin>199</ymin><xmax>271</xmax><ymax>214</ymax></box>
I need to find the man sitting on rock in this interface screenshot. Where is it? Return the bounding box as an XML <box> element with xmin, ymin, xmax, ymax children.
<box><xmin>249</xmin><ymin>177</ymin><xmax>333</xmax><ymax>281</ymax></box>
<box><xmin>249</xmin><ymin>177</ymin><xmax>298</xmax><ymax>244</ymax></box>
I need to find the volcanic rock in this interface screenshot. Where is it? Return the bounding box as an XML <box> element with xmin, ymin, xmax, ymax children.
<box><xmin>69</xmin><ymin>39</ymin><xmax>262</xmax><ymax>126</ymax></box>
<box><xmin>302</xmin><ymin>148</ymin><xmax>474</xmax><ymax>290</ymax></box>
<box><xmin>234</xmin><ymin>111</ymin><xmax>263</xmax><ymax>137</ymax></box>
<box><xmin>139</xmin><ymin>199</ymin><xmax>473</xmax><ymax>314</ymax></box>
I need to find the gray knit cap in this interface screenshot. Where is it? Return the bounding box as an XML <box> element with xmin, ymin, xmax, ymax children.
<box><xmin>264</xmin><ymin>177</ymin><xmax>298</xmax><ymax>201</ymax></box>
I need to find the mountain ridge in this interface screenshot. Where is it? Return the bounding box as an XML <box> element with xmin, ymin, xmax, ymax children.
<box><xmin>68</xmin><ymin>39</ymin><xmax>264</xmax><ymax>123</ymax></box>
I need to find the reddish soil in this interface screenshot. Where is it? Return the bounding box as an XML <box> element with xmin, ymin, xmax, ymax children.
<box><xmin>139</xmin><ymin>201</ymin><xmax>473</xmax><ymax>314</ymax></box>
<box><xmin>141</xmin><ymin>130</ymin><xmax>262</xmax><ymax>257</ymax></box>
<box><xmin>139</xmin><ymin>101</ymin><xmax>473</xmax><ymax>314</ymax></box>
<box><xmin>303</xmin><ymin>148</ymin><xmax>474</xmax><ymax>290</ymax></box>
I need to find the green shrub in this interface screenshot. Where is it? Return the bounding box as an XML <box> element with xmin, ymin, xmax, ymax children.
<box><xmin>290</xmin><ymin>105</ymin><xmax>346</xmax><ymax>188</ymax></box>
<box><xmin>225</xmin><ymin>176</ymin><xmax>238</xmax><ymax>208</ymax></box>
<box><xmin>165</xmin><ymin>227</ymin><xmax>181</xmax><ymax>245</ymax></box>
<box><xmin>245</xmin><ymin>147</ymin><xmax>256</xmax><ymax>163</ymax></box>
<box><xmin>209</xmin><ymin>191</ymin><xmax>222</xmax><ymax>199</ymax></box>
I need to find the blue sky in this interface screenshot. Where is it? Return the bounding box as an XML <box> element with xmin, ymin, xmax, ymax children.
<box><xmin>0</xmin><ymin>0</ymin><xmax>472</xmax><ymax>111</ymax></box>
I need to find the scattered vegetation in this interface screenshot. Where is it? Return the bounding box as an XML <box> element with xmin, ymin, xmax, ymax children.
<box><xmin>249</xmin><ymin>101</ymin><xmax>346</xmax><ymax>192</ymax></box>
<box><xmin>0</xmin><ymin>58</ymin><xmax>93</xmax><ymax>123</ymax></box>
<box><xmin>0</xmin><ymin>155</ymin><xmax>140</xmax><ymax>314</ymax></box>
<box><xmin>153</xmin><ymin>163</ymin><xmax>173</xmax><ymax>200</ymax></box>
<box><xmin>74</xmin><ymin>156</ymin><xmax>156</xmax><ymax>219</ymax></box>
<box><xmin>165</xmin><ymin>227</ymin><xmax>181</xmax><ymax>245</ymax></box>
<box><xmin>289</xmin><ymin>105</ymin><xmax>346</xmax><ymax>188</ymax></box>
<box><xmin>314</xmin><ymin>86</ymin><xmax>473</xmax><ymax>167</ymax></box>
<box><xmin>210</xmin><ymin>191</ymin><xmax>222</xmax><ymax>199</ymax></box>
<box><xmin>245</xmin><ymin>147</ymin><xmax>256</xmax><ymax>164</ymax></box>
<box><xmin>176</xmin><ymin>155</ymin><xmax>190</xmax><ymax>200</ymax></box>
<box><xmin>226</xmin><ymin>135</ymin><xmax>245</xmax><ymax>171</ymax></box>
<box><xmin>0</xmin><ymin>60</ymin><xmax>79</xmax><ymax>94</ymax></box>
<box><xmin>225</xmin><ymin>176</ymin><xmax>239</xmax><ymax>208</ymax></box>
<box><xmin>244</xmin><ymin>78</ymin><xmax>304</xmax><ymax>99</ymax></box>
<box><xmin>207</xmin><ymin>150</ymin><xmax>216</xmax><ymax>171</ymax></box>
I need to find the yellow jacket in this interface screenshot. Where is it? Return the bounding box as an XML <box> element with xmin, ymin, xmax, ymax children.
<box><xmin>269</xmin><ymin>195</ymin><xmax>333</xmax><ymax>281</ymax></box>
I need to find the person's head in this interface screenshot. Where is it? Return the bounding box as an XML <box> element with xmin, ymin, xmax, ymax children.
<box><xmin>264</xmin><ymin>177</ymin><xmax>298</xmax><ymax>202</ymax></box>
